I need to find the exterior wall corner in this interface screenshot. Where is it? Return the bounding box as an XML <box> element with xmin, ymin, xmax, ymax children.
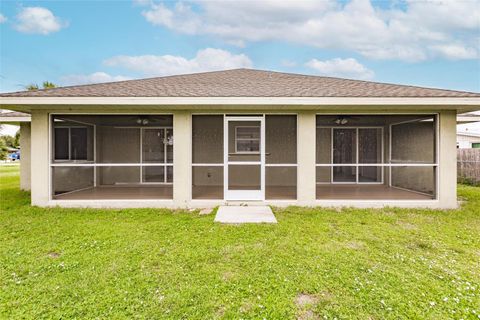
<box><xmin>438</xmin><ymin>110</ymin><xmax>458</xmax><ymax>209</ymax></box>
<box><xmin>30</xmin><ymin>111</ymin><xmax>50</xmax><ymax>206</ymax></box>
<box><xmin>173</xmin><ymin>111</ymin><xmax>192</xmax><ymax>207</ymax></box>
<box><xmin>297</xmin><ymin>111</ymin><xmax>317</xmax><ymax>205</ymax></box>
<box><xmin>19</xmin><ymin>122</ymin><xmax>31</xmax><ymax>191</ymax></box>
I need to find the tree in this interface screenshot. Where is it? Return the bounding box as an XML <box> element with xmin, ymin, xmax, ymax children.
<box><xmin>0</xmin><ymin>135</ymin><xmax>17</xmax><ymax>161</ymax></box>
<box><xmin>25</xmin><ymin>84</ymin><xmax>39</xmax><ymax>91</ymax></box>
<box><xmin>0</xmin><ymin>138</ymin><xmax>6</xmax><ymax>160</ymax></box>
<box><xmin>25</xmin><ymin>81</ymin><xmax>57</xmax><ymax>91</ymax></box>
<box><xmin>42</xmin><ymin>81</ymin><xmax>56</xmax><ymax>89</ymax></box>
<box><xmin>0</xmin><ymin>135</ymin><xmax>17</xmax><ymax>148</ymax></box>
<box><xmin>14</xmin><ymin>131</ymin><xmax>20</xmax><ymax>147</ymax></box>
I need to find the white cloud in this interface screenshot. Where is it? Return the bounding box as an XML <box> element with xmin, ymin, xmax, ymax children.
<box><xmin>133</xmin><ymin>0</ymin><xmax>151</xmax><ymax>6</ymax></box>
<box><xmin>430</xmin><ymin>44</ymin><xmax>479</xmax><ymax>60</ymax></box>
<box><xmin>14</xmin><ymin>7</ymin><xmax>66</xmax><ymax>35</ymax></box>
<box><xmin>139</xmin><ymin>0</ymin><xmax>480</xmax><ymax>62</ymax></box>
<box><xmin>142</xmin><ymin>2</ymin><xmax>201</xmax><ymax>34</ymax></box>
<box><xmin>306</xmin><ymin>58</ymin><xmax>374</xmax><ymax>80</ymax></box>
<box><xmin>61</xmin><ymin>72</ymin><xmax>131</xmax><ymax>86</ymax></box>
<box><xmin>104</xmin><ymin>48</ymin><xmax>253</xmax><ymax>76</ymax></box>
<box><xmin>0</xmin><ymin>13</ymin><xmax>7</xmax><ymax>24</ymax></box>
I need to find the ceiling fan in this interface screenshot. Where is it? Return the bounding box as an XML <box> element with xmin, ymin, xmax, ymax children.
<box><xmin>333</xmin><ymin>115</ymin><xmax>360</xmax><ymax>125</ymax></box>
<box><xmin>127</xmin><ymin>115</ymin><xmax>166</xmax><ymax>126</ymax></box>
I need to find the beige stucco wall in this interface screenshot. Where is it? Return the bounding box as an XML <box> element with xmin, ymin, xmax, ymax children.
<box><xmin>19</xmin><ymin>122</ymin><xmax>31</xmax><ymax>191</ymax></box>
<box><xmin>26</xmin><ymin>108</ymin><xmax>459</xmax><ymax>209</ymax></box>
<box><xmin>297</xmin><ymin>111</ymin><xmax>317</xmax><ymax>205</ymax></box>
<box><xmin>438</xmin><ymin>110</ymin><xmax>457</xmax><ymax>208</ymax></box>
<box><xmin>30</xmin><ymin>111</ymin><xmax>50</xmax><ymax>206</ymax></box>
<box><xmin>172</xmin><ymin>111</ymin><xmax>191</xmax><ymax>207</ymax></box>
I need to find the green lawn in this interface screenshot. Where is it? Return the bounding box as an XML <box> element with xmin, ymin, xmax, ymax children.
<box><xmin>1</xmin><ymin>166</ymin><xmax>479</xmax><ymax>319</ymax></box>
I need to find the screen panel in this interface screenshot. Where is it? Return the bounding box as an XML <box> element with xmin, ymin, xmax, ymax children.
<box><xmin>266</xmin><ymin>166</ymin><xmax>296</xmax><ymax>200</ymax></box>
<box><xmin>333</xmin><ymin>129</ymin><xmax>356</xmax><ymax>164</ymax></box>
<box><xmin>265</xmin><ymin>115</ymin><xmax>297</xmax><ymax>164</ymax></box>
<box><xmin>192</xmin><ymin>166</ymin><xmax>223</xmax><ymax>199</ymax></box>
<box><xmin>192</xmin><ymin>115</ymin><xmax>223</xmax><ymax>164</ymax></box>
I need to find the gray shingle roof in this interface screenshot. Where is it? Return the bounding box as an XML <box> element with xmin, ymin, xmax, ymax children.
<box><xmin>1</xmin><ymin>68</ymin><xmax>479</xmax><ymax>98</ymax></box>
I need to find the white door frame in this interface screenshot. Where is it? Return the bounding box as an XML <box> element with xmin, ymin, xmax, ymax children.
<box><xmin>224</xmin><ymin>116</ymin><xmax>265</xmax><ymax>201</ymax></box>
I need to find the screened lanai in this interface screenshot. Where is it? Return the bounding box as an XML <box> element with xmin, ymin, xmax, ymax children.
<box><xmin>316</xmin><ymin>115</ymin><xmax>437</xmax><ymax>200</ymax></box>
<box><xmin>51</xmin><ymin>115</ymin><xmax>173</xmax><ymax>200</ymax></box>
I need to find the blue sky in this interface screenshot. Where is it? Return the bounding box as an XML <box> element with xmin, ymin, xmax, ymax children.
<box><xmin>0</xmin><ymin>0</ymin><xmax>479</xmax><ymax>94</ymax></box>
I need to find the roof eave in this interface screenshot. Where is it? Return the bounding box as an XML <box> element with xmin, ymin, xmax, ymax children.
<box><xmin>1</xmin><ymin>96</ymin><xmax>479</xmax><ymax>113</ymax></box>
<box><xmin>0</xmin><ymin>116</ymin><xmax>31</xmax><ymax>124</ymax></box>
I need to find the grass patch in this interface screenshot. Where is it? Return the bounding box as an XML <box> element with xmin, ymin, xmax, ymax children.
<box><xmin>1</xmin><ymin>165</ymin><xmax>479</xmax><ymax>319</ymax></box>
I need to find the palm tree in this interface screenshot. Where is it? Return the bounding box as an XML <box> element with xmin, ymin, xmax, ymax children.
<box><xmin>42</xmin><ymin>81</ymin><xmax>56</xmax><ymax>89</ymax></box>
<box><xmin>25</xmin><ymin>84</ymin><xmax>39</xmax><ymax>91</ymax></box>
<box><xmin>25</xmin><ymin>81</ymin><xmax>57</xmax><ymax>91</ymax></box>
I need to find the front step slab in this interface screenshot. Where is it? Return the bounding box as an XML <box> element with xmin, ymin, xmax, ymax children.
<box><xmin>214</xmin><ymin>205</ymin><xmax>277</xmax><ymax>224</ymax></box>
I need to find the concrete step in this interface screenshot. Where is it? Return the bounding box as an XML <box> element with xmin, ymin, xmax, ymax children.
<box><xmin>214</xmin><ymin>205</ymin><xmax>277</xmax><ymax>224</ymax></box>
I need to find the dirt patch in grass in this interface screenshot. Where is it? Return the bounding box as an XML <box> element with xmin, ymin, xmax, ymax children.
<box><xmin>47</xmin><ymin>252</ymin><xmax>61</xmax><ymax>258</ymax></box>
<box><xmin>239</xmin><ymin>301</ymin><xmax>254</xmax><ymax>313</ymax></box>
<box><xmin>221</xmin><ymin>271</ymin><xmax>235</xmax><ymax>282</ymax></box>
<box><xmin>221</xmin><ymin>244</ymin><xmax>245</xmax><ymax>254</ymax></box>
<box><xmin>215</xmin><ymin>306</ymin><xmax>226</xmax><ymax>318</ymax></box>
<box><xmin>295</xmin><ymin>293</ymin><xmax>323</xmax><ymax>320</ymax></box>
<box><xmin>344</xmin><ymin>240</ymin><xmax>365</xmax><ymax>250</ymax></box>
<box><xmin>397</xmin><ymin>221</ymin><xmax>418</xmax><ymax>230</ymax></box>
<box><xmin>295</xmin><ymin>293</ymin><xmax>318</xmax><ymax>307</ymax></box>
<box><xmin>199</xmin><ymin>208</ymin><xmax>213</xmax><ymax>215</ymax></box>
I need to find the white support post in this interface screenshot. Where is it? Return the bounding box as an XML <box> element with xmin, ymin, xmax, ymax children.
<box><xmin>297</xmin><ymin>111</ymin><xmax>316</xmax><ymax>205</ymax></box>
<box><xmin>173</xmin><ymin>111</ymin><xmax>192</xmax><ymax>207</ymax></box>
<box><xmin>30</xmin><ymin>111</ymin><xmax>50</xmax><ymax>206</ymax></box>
<box><xmin>438</xmin><ymin>111</ymin><xmax>457</xmax><ymax>208</ymax></box>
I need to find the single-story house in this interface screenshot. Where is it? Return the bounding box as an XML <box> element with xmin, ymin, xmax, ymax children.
<box><xmin>457</xmin><ymin>131</ymin><xmax>480</xmax><ymax>149</ymax></box>
<box><xmin>1</xmin><ymin>69</ymin><xmax>479</xmax><ymax>209</ymax></box>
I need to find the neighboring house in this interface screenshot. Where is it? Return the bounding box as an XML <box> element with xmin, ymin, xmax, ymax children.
<box><xmin>1</xmin><ymin>69</ymin><xmax>479</xmax><ymax>209</ymax></box>
<box><xmin>0</xmin><ymin>111</ymin><xmax>31</xmax><ymax>190</ymax></box>
<box><xmin>456</xmin><ymin>112</ymin><xmax>480</xmax><ymax>148</ymax></box>
<box><xmin>457</xmin><ymin>132</ymin><xmax>480</xmax><ymax>149</ymax></box>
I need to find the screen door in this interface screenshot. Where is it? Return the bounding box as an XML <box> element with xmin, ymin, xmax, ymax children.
<box><xmin>224</xmin><ymin>117</ymin><xmax>265</xmax><ymax>200</ymax></box>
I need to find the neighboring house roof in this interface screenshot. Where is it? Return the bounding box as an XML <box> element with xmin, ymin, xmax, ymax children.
<box><xmin>457</xmin><ymin>131</ymin><xmax>480</xmax><ymax>138</ymax></box>
<box><xmin>1</xmin><ymin>69</ymin><xmax>480</xmax><ymax>98</ymax></box>
<box><xmin>457</xmin><ymin>112</ymin><xmax>480</xmax><ymax>124</ymax></box>
<box><xmin>0</xmin><ymin>111</ymin><xmax>30</xmax><ymax>117</ymax></box>
<box><xmin>0</xmin><ymin>111</ymin><xmax>31</xmax><ymax>124</ymax></box>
